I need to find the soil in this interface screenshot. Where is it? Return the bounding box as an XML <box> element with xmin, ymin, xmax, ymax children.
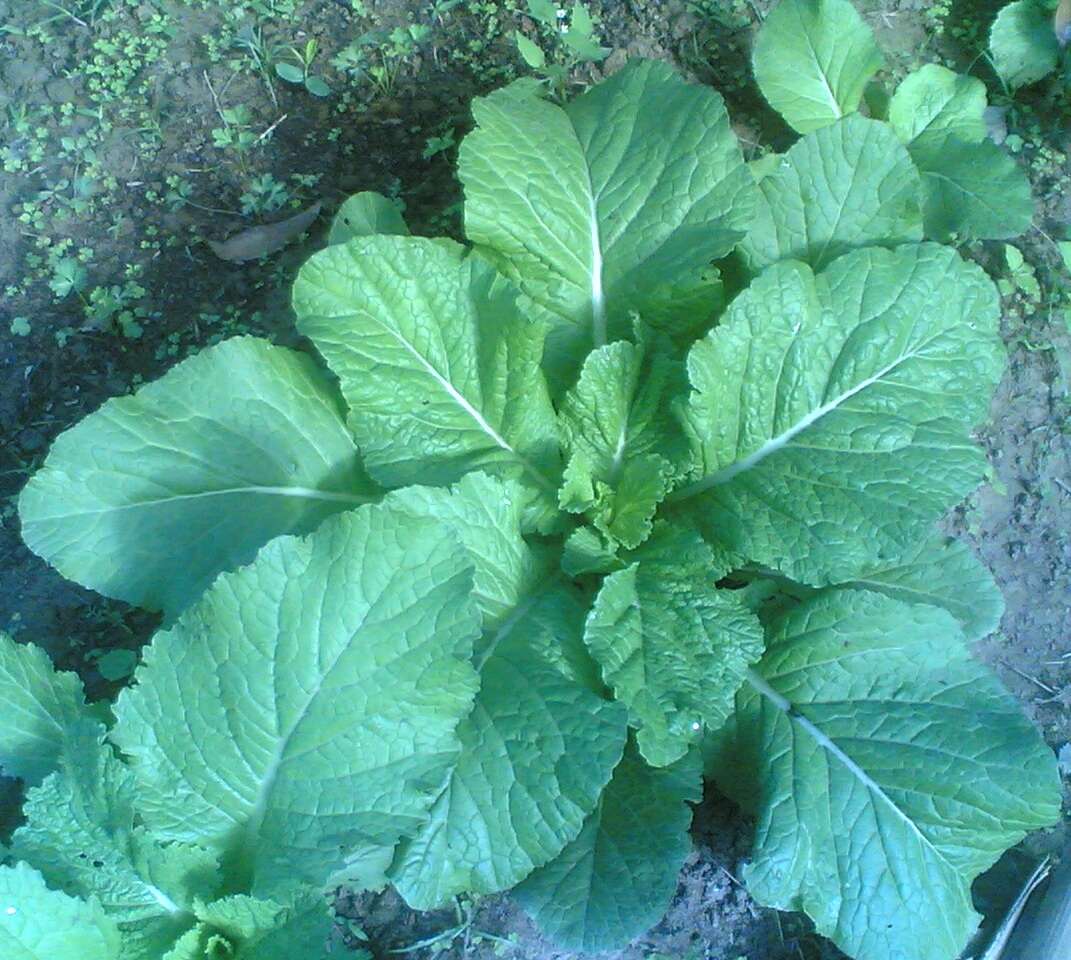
<box><xmin>0</xmin><ymin>1</ymin><xmax>1068</xmax><ymax>958</ymax></box>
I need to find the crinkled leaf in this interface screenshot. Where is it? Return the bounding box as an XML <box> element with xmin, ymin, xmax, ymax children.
<box><xmin>585</xmin><ymin>524</ymin><xmax>763</xmax><ymax>767</ymax></box>
<box><xmin>111</xmin><ymin>504</ymin><xmax>481</xmax><ymax>899</ymax></box>
<box><xmin>888</xmin><ymin>65</ymin><xmax>988</xmax><ymax>150</ymax></box>
<box><xmin>515</xmin><ymin>742</ymin><xmax>701</xmax><ymax>952</ymax></box>
<box><xmin>0</xmin><ymin>862</ymin><xmax>121</xmax><ymax>960</ymax></box>
<box><xmin>752</xmin><ymin>0</ymin><xmax>883</xmax><ymax>134</ymax></box>
<box><xmin>558</xmin><ymin>340</ymin><xmax>686</xmax><ymax>547</ymax></box>
<box><xmin>293</xmin><ymin>236</ymin><xmax>560</xmax><ymax>499</ymax></box>
<box><xmin>712</xmin><ymin>590</ymin><xmax>1060</xmax><ymax>960</ymax></box>
<box><xmin>388</xmin><ymin>581</ymin><xmax>626</xmax><ymax>908</ymax></box>
<box><xmin>675</xmin><ymin>244</ymin><xmax>1003</xmax><ymax>585</ymax></box>
<box><xmin>561</xmin><ymin>527</ymin><xmax>624</xmax><ymax>578</ymax></box>
<box><xmin>459</xmin><ymin>59</ymin><xmax>755</xmax><ymax>386</ymax></box>
<box><xmin>18</xmin><ymin>337</ymin><xmax>375</xmax><ymax>619</ymax></box>
<box><xmin>10</xmin><ymin>722</ymin><xmax>216</xmax><ymax>959</ymax></box>
<box><xmin>741</xmin><ymin>116</ymin><xmax>923</xmax><ymax>271</ymax></box>
<box><xmin>384</xmin><ymin>473</ymin><xmax>543</xmax><ymax>633</ymax></box>
<box><xmin>328</xmin><ymin>191</ymin><xmax>409</xmax><ymax>245</ymax></box>
<box><xmin>0</xmin><ymin>631</ymin><xmax>99</xmax><ymax>784</ymax></box>
<box><xmin>232</xmin><ymin>890</ymin><xmax>331</xmax><ymax>959</ymax></box>
<box><xmin>990</xmin><ymin>0</ymin><xmax>1060</xmax><ymax>89</ymax></box>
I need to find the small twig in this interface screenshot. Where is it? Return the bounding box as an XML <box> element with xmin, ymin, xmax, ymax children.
<box><xmin>1053</xmin><ymin>477</ymin><xmax>1071</xmax><ymax>497</ymax></box>
<box><xmin>1003</xmin><ymin>661</ymin><xmax>1057</xmax><ymax>695</ymax></box>
<box><xmin>203</xmin><ymin>69</ymin><xmax>226</xmax><ymax>124</ymax></box>
<box><xmin>252</xmin><ymin>113</ymin><xmax>288</xmax><ymax>146</ymax></box>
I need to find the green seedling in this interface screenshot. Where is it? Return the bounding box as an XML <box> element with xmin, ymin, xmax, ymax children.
<box><xmin>515</xmin><ymin>0</ymin><xmax>610</xmax><ymax>100</ymax></box>
<box><xmin>275</xmin><ymin>37</ymin><xmax>331</xmax><ymax>97</ymax></box>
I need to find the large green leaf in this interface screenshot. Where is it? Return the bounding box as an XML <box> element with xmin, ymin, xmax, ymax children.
<box><xmin>990</xmin><ymin>0</ymin><xmax>1060</xmax><ymax>89</ymax></box>
<box><xmin>459</xmin><ymin>60</ymin><xmax>755</xmax><ymax>386</ymax></box>
<box><xmin>557</xmin><ymin>340</ymin><xmax>687</xmax><ymax>548</ymax></box>
<box><xmin>514</xmin><ymin>742</ymin><xmax>701</xmax><ymax>952</ymax></box>
<box><xmin>584</xmin><ymin>523</ymin><xmax>763</xmax><ymax>767</ymax></box>
<box><xmin>19</xmin><ymin>337</ymin><xmax>374</xmax><ymax>619</ymax></box>
<box><xmin>711</xmin><ymin>589</ymin><xmax>1061</xmax><ymax>960</ymax></box>
<box><xmin>741</xmin><ymin>116</ymin><xmax>923</xmax><ymax>271</ymax></box>
<box><xmin>10</xmin><ymin>722</ymin><xmax>217</xmax><ymax>960</ymax></box>
<box><xmin>674</xmin><ymin>244</ymin><xmax>1003</xmax><ymax>585</ymax></box>
<box><xmin>752</xmin><ymin>0</ymin><xmax>883</xmax><ymax>134</ymax></box>
<box><xmin>0</xmin><ymin>862</ymin><xmax>121</xmax><ymax>960</ymax></box>
<box><xmin>293</xmin><ymin>236</ymin><xmax>560</xmax><ymax>499</ymax></box>
<box><xmin>388</xmin><ymin>580</ymin><xmax>627</xmax><ymax>908</ymax></box>
<box><xmin>0</xmin><ymin>631</ymin><xmax>99</xmax><ymax>785</ymax></box>
<box><xmin>889</xmin><ymin>65</ymin><xmax>1033</xmax><ymax>242</ymax></box>
<box><xmin>111</xmin><ymin>503</ymin><xmax>481</xmax><ymax>899</ymax></box>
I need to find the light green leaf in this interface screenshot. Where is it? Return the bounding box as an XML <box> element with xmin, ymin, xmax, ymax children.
<box><xmin>888</xmin><ymin>65</ymin><xmax>1033</xmax><ymax>242</ymax></box>
<box><xmin>515</xmin><ymin>742</ymin><xmax>701</xmax><ymax>952</ymax></box>
<box><xmin>561</xmin><ymin>527</ymin><xmax>624</xmax><ymax>577</ymax></box>
<box><xmin>0</xmin><ymin>631</ymin><xmax>98</xmax><ymax>785</ymax></box>
<box><xmin>558</xmin><ymin>340</ymin><xmax>686</xmax><ymax>547</ymax></box>
<box><xmin>383</xmin><ymin>473</ymin><xmax>542</xmax><ymax>633</ymax></box>
<box><xmin>514</xmin><ymin>31</ymin><xmax>546</xmax><ymax>69</ymax></box>
<box><xmin>10</xmin><ymin>722</ymin><xmax>216</xmax><ymax>959</ymax></box>
<box><xmin>274</xmin><ymin>62</ymin><xmax>304</xmax><ymax>84</ymax></box>
<box><xmin>741</xmin><ymin>116</ymin><xmax>923</xmax><ymax>271</ymax></box>
<box><xmin>715</xmin><ymin>589</ymin><xmax>1061</xmax><ymax>960</ymax></box>
<box><xmin>0</xmin><ymin>862</ymin><xmax>121</xmax><ymax>960</ymax></box>
<box><xmin>231</xmin><ymin>890</ymin><xmax>331</xmax><ymax>959</ymax></box>
<box><xmin>674</xmin><ymin>244</ymin><xmax>1003</xmax><ymax>585</ymax></box>
<box><xmin>388</xmin><ymin>581</ymin><xmax>627</xmax><ymax>908</ymax></box>
<box><xmin>111</xmin><ymin>503</ymin><xmax>481</xmax><ymax>899</ymax></box>
<box><xmin>752</xmin><ymin>0</ymin><xmax>883</xmax><ymax>134</ymax></box>
<box><xmin>888</xmin><ymin>65</ymin><xmax>988</xmax><ymax>150</ymax></box>
<box><xmin>19</xmin><ymin>337</ymin><xmax>375</xmax><ymax>620</ymax></box>
<box><xmin>584</xmin><ymin>523</ymin><xmax>763</xmax><ymax>767</ymax></box>
<box><xmin>293</xmin><ymin>236</ymin><xmax>560</xmax><ymax>497</ymax></box>
<box><xmin>836</xmin><ymin>534</ymin><xmax>1004</xmax><ymax>642</ymax></box>
<box><xmin>459</xmin><ymin>59</ymin><xmax>755</xmax><ymax>386</ymax></box>
<box><xmin>327</xmin><ymin>191</ymin><xmax>409</xmax><ymax>245</ymax></box>
<box><xmin>990</xmin><ymin>0</ymin><xmax>1060</xmax><ymax>89</ymax></box>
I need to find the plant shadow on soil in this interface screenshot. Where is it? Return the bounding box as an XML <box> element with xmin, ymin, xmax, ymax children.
<box><xmin>0</xmin><ymin>1</ymin><xmax>1068</xmax><ymax>958</ymax></box>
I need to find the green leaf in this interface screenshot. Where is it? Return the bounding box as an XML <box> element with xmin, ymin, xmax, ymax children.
<box><xmin>459</xmin><ymin>60</ymin><xmax>755</xmax><ymax>387</ymax></box>
<box><xmin>752</xmin><ymin>0</ymin><xmax>883</xmax><ymax>134</ymax></box>
<box><xmin>274</xmin><ymin>62</ymin><xmax>304</xmax><ymax>84</ymax></box>
<box><xmin>558</xmin><ymin>340</ymin><xmax>686</xmax><ymax>547</ymax></box>
<box><xmin>293</xmin><ymin>236</ymin><xmax>560</xmax><ymax>497</ymax></box>
<box><xmin>584</xmin><ymin>524</ymin><xmax>763</xmax><ymax>767</ymax></box>
<box><xmin>231</xmin><ymin>890</ymin><xmax>331</xmax><ymax>959</ymax></box>
<box><xmin>111</xmin><ymin>503</ymin><xmax>482</xmax><ymax>898</ymax></box>
<box><xmin>10</xmin><ymin>721</ymin><xmax>217</xmax><ymax>959</ymax></box>
<box><xmin>515</xmin><ymin>742</ymin><xmax>701</xmax><ymax>952</ymax></box>
<box><xmin>836</xmin><ymin>534</ymin><xmax>1004</xmax><ymax>642</ymax></box>
<box><xmin>328</xmin><ymin>192</ymin><xmax>409</xmax><ymax>245</ymax></box>
<box><xmin>561</xmin><ymin>527</ymin><xmax>623</xmax><ymax>577</ymax></box>
<box><xmin>19</xmin><ymin>337</ymin><xmax>376</xmax><ymax>620</ymax></box>
<box><xmin>887</xmin><ymin>65</ymin><xmax>988</xmax><ymax>150</ymax></box>
<box><xmin>888</xmin><ymin>65</ymin><xmax>1033</xmax><ymax>242</ymax></box>
<box><xmin>304</xmin><ymin>75</ymin><xmax>330</xmax><ymax>98</ymax></box>
<box><xmin>0</xmin><ymin>631</ymin><xmax>99</xmax><ymax>785</ymax></box>
<box><xmin>388</xmin><ymin>581</ymin><xmax>627</xmax><ymax>908</ymax></box>
<box><xmin>715</xmin><ymin>590</ymin><xmax>1061</xmax><ymax>960</ymax></box>
<box><xmin>741</xmin><ymin>116</ymin><xmax>923</xmax><ymax>271</ymax></box>
<box><xmin>0</xmin><ymin>862</ymin><xmax>121</xmax><ymax>960</ymax></box>
<box><xmin>990</xmin><ymin>0</ymin><xmax>1060</xmax><ymax>89</ymax></box>
<box><xmin>514</xmin><ymin>31</ymin><xmax>546</xmax><ymax>69</ymax></box>
<box><xmin>674</xmin><ymin>244</ymin><xmax>1003</xmax><ymax>585</ymax></box>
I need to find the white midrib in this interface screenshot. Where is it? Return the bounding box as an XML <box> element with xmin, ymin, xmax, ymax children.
<box><xmin>745</xmin><ymin>669</ymin><xmax>955</xmax><ymax>871</ymax></box>
<box><xmin>588</xmin><ymin>192</ymin><xmax>607</xmax><ymax>348</ymax></box>
<box><xmin>671</xmin><ymin>350</ymin><xmax>913</xmax><ymax>503</ymax></box>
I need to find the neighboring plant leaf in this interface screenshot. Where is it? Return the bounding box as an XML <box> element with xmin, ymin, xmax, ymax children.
<box><xmin>111</xmin><ymin>504</ymin><xmax>482</xmax><ymax>898</ymax></box>
<box><xmin>274</xmin><ymin>62</ymin><xmax>305</xmax><ymax>84</ymax></box>
<box><xmin>674</xmin><ymin>244</ymin><xmax>1003</xmax><ymax>585</ymax></box>
<box><xmin>0</xmin><ymin>862</ymin><xmax>122</xmax><ymax>960</ymax></box>
<box><xmin>327</xmin><ymin>192</ymin><xmax>409</xmax><ymax>245</ymax></box>
<box><xmin>0</xmin><ymin>631</ymin><xmax>99</xmax><ymax>785</ymax></box>
<box><xmin>384</xmin><ymin>473</ymin><xmax>542</xmax><ymax>632</ymax></box>
<box><xmin>741</xmin><ymin>116</ymin><xmax>923</xmax><ymax>271</ymax></box>
<box><xmin>293</xmin><ymin>236</ymin><xmax>560</xmax><ymax>496</ymax></box>
<box><xmin>990</xmin><ymin>0</ymin><xmax>1060</xmax><ymax>89</ymax></box>
<box><xmin>515</xmin><ymin>742</ymin><xmax>701</xmax><ymax>952</ymax></box>
<box><xmin>752</xmin><ymin>0</ymin><xmax>884</xmax><ymax>134</ymax></box>
<box><xmin>388</xmin><ymin>590</ymin><xmax>628</xmax><ymax>908</ymax></box>
<box><xmin>584</xmin><ymin>523</ymin><xmax>764</xmax><ymax>767</ymax></box>
<box><xmin>18</xmin><ymin>337</ymin><xmax>375</xmax><ymax>620</ymax></box>
<box><xmin>459</xmin><ymin>59</ymin><xmax>755</xmax><ymax>387</ymax></box>
<box><xmin>208</xmin><ymin>203</ymin><xmax>323</xmax><ymax>263</ymax></box>
<box><xmin>10</xmin><ymin>722</ymin><xmax>217</xmax><ymax>959</ymax></box>
<box><xmin>889</xmin><ymin>65</ymin><xmax>1033</xmax><ymax>241</ymax></box>
<box><xmin>558</xmin><ymin>340</ymin><xmax>687</xmax><ymax>547</ymax></box>
<box><xmin>713</xmin><ymin>589</ymin><xmax>1061</xmax><ymax>960</ymax></box>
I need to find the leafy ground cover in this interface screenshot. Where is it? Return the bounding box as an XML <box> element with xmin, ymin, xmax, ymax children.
<box><xmin>1</xmin><ymin>1</ymin><xmax>1070</xmax><ymax>959</ymax></box>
